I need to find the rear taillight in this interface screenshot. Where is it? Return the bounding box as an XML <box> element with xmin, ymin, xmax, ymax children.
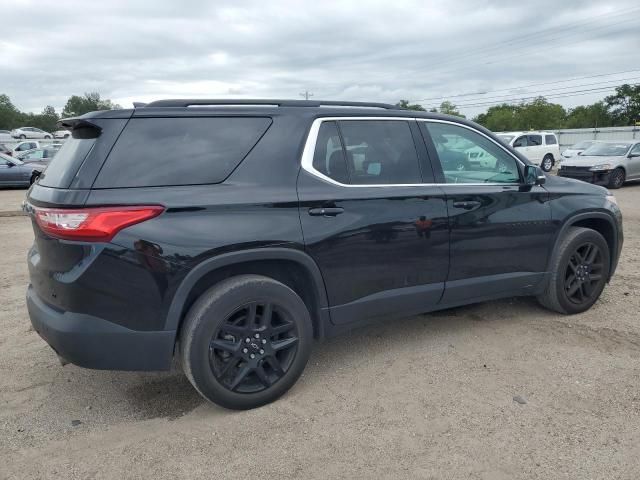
<box><xmin>33</xmin><ymin>205</ymin><xmax>164</xmax><ymax>242</ymax></box>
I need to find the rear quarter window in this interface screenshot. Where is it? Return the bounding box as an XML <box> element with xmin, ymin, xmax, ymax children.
<box><xmin>94</xmin><ymin>117</ymin><xmax>272</xmax><ymax>188</ymax></box>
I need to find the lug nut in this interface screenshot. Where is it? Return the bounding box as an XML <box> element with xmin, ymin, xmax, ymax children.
<box><xmin>245</xmin><ymin>338</ymin><xmax>251</xmax><ymax>343</ymax></box>
<box><xmin>243</xmin><ymin>348</ymin><xmax>248</xmax><ymax>354</ymax></box>
<box><xmin>250</xmin><ymin>354</ymin><xmax>255</xmax><ymax>359</ymax></box>
<box><xmin>255</xmin><ymin>333</ymin><xmax>260</xmax><ymax>338</ymax></box>
<box><xmin>261</xmin><ymin>339</ymin><xmax>267</xmax><ymax>344</ymax></box>
<box><xmin>259</xmin><ymin>349</ymin><xmax>264</xmax><ymax>355</ymax></box>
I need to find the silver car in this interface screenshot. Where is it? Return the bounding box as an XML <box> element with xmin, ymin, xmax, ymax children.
<box><xmin>558</xmin><ymin>140</ymin><xmax>640</xmax><ymax>189</ymax></box>
<box><xmin>11</xmin><ymin>127</ymin><xmax>53</xmax><ymax>139</ymax></box>
<box><xmin>560</xmin><ymin>140</ymin><xmax>604</xmax><ymax>160</ymax></box>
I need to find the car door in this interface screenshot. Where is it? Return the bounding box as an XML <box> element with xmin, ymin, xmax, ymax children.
<box><xmin>527</xmin><ymin>134</ymin><xmax>544</xmax><ymax>164</ymax></box>
<box><xmin>297</xmin><ymin>117</ymin><xmax>449</xmax><ymax>326</ymax></box>
<box><xmin>418</xmin><ymin>120</ymin><xmax>555</xmax><ymax>305</ymax></box>
<box><xmin>0</xmin><ymin>157</ymin><xmax>27</xmax><ymax>185</ymax></box>
<box><xmin>512</xmin><ymin>135</ymin><xmax>531</xmax><ymax>161</ymax></box>
<box><xmin>626</xmin><ymin>143</ymin><xmax>640</xmax><ymax>179</ymax></box>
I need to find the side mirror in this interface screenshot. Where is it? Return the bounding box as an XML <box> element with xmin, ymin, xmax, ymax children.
<box><xmin>524</xmin><ymin>164</ymin><xmax>545</xmax><ymax>186</ymax></box>
<box><xmin>577</xmin><ymin>151</ymin><xmax>582</xmax><ymax>155</ymax></box>
<box><xmin>6</xmin><ymin>162</ymin><xmax>15</xmax><ymax>168</ymax></box>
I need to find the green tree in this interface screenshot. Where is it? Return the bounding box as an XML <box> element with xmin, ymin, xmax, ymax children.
<box><xmin>0</xmin><ymin>94</ymin><xmax>22</xmax><ymax>130</ymax></box>
<box><xmin>396</xmin><ymin>99</ymin><xmax>426</xmax><ymax>111</ymax></box>
<box><xmin>437</xmin><ymin>100</ymin><xmax>465</xmax><ymax>118</ymax></box>
<box><xmin>564</xmin><ymin>102</ymin><xmax>614</xmax><ymax>129</ymax></box>
<box><xmin>62</xmin><ymin>92</ymin><xmax>121</xmax><ymax>118</ymax></box>
<box><xmin>517</xmin><ymin>97</ymin><xmax>566</xmax><ymax>130</ymax></box>
<box><xmin>605</xmin><ymin>84</ymin><xmax>640</xmax><ymax>125</ymax></box>
<box><xmin>473</xmin><ymin>104</ymin><xmax>520</xmax><ymax>131</ymax></box>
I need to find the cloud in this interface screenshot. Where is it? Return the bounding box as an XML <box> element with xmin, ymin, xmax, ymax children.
<box><xmin>1</xmin><ymin>0</ymin><xmax>638</xmax><ymax>117</ymax></box>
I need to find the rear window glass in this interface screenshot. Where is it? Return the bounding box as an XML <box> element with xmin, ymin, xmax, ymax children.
<box><xmin>545</xmin><ymin>135</ymin><xmax>557</xmax><ymax>145</ymax></box>
<box><xmin>38</xmin><ymin>137</ymin><xmax>96</xmax><ymax>187</ymax></box>
<box><xmin>94</xmin><ymin>117</ymin><xmax>272</xmax><ymax>188</ymax></box>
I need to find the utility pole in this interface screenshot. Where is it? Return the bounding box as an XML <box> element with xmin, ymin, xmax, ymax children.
<box><xmin>299</xmin><ymin>90</ymin><xmax>314</xmax><ymax>100</ymax></box>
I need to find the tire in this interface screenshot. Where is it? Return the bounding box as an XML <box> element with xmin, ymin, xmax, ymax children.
<box><xmin>607</xmin><ymin>167</ymin><xmax>625</xmax><ymax>189</ymax></box>
<box><xmin>180</xmin><ymin>274</ymin><xmax>313</xmax><ymax>410</ymax></box>
<box><xmin>44</xmin><ymin>135</ymin><xmax>52</xmax><ymax>139</ymax></box>
<box><xmin>29</xmin><ymin>172</ymin><xmax>39</xmax><ymax>185</ymax></box>
<box><xmin>537</xmin><ymin>227</ymin><xmax>610</xmax><ymax>314</ymax></box>
<box><xmin>63</xmin><ymin>134</ymin><xmax>70</xmax><ymax>139</ymax></box>
<box><xmin>541</xmin><ymin>154</ymin><xmax>554</xmax><ymax>172</ymax></box>
<box><xmin>19</xmin><ymin>134</ymin><xmax>26</xmax><ymax>139</ymax></box>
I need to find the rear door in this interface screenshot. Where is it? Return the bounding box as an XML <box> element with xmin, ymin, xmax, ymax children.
<box><xmin>627</xmin><ymin>143</ymin><xmax>640</xmax><ymax>179</ymax></box>
<box><xmin>297</xmin><ymin>117</ymin><xmax>449</xmax><ymax>325</ymax></box>
<box><xmin>527</xmin><ymin>134</ymin><xmax>544</xmax><ymax>164</ymax></box>
<box><xmin>419</xmin><ymin>120</ymin><xmax>554</xmax><ymax>304</ymax></box>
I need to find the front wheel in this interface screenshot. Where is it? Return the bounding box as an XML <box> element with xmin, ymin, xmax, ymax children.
<box><xmin>541</xmin><ymin>154</ymin><xmax>554</xmax><ymax>172</ymax></box>
<box><xmin>180</xmin><ymin>275</ymin><xmax>313</xmax><ymax>410</ymax></box>
<box><xmin>537</xmin><ymin>227</ymin><xmax>610</xmax><ymax>314</ymax></box>
<box><xmin>19</xmin><ymin>134</ymin><xmax>26</xmax><ymax>139</ymax></box>
<box><xmin>44</xmin><ymin>135</ymin><xmax>52</xmax><ymax>139</ymax></box>
<box><xmin>608</xmin><ymin>167</ymin><xmax>625</xmax><ymax>189</ymax></box>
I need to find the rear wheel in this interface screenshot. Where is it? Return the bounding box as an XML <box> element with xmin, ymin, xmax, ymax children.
<box><xmin>608</xmin><ymin>167</ymin><xmax>625</xmax><ymax>189</ymax></box>
<box><xmin>541</xmin><ymin>154</ymin><xmax>554</xmax><ymax>172</ymax></box>
<box><xmin>19</xmin><ymin>134</ymin><xmax>26</xmax><ymax>139</ymax></box>
<box><xmin>44</xmin><ymin>135</ymin><xmax>52</xmax><ymax>139</ymax></box>
<box><xmin>180</xmin><ymin>275</ymin><xmax>313</xmax><ymax>410</ymax></box>
<box><xmin>537</xmin><ymin>227</ymin><xmax>610</xmax><ymax>314</ymax></box>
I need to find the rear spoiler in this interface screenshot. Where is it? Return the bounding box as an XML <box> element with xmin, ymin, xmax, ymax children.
<box><xmin>57</xmin><ymin>118</ymin><xmax>103</xmax><ymax>139</ymax></box>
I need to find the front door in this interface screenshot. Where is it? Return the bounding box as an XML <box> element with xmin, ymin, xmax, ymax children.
<box><xmin>297</xmin><ymin>118</ymin><xmax>449</xmax><ymax>325</ymax></box>
<box><xmin>627</xmin><ymin>143</ymin><xmax>640</xmax><ymax>179</ymax></box>
<box><xmin>419</xmin><ymin>120</ymin><xmax>555</xmax><ymax>305</ymax></box>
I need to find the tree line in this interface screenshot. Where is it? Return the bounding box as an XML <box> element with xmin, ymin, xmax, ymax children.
<box><xmin>0</xmin><ymin>92</ymin><xmax>120</xmax><ymax>133</ymax></box>
<box><xmin>2</xmin><ymin>84</ymin><xmax>638</xmax><ymax>134</ymax></box>
<box><xmin>398</xmin><ymin>84</ymin><xmax>640</xmax><ymax>131</ymax></box>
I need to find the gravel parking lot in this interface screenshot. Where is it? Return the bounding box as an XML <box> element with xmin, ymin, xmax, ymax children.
<box><xmin>1</xmin><ymin>184</ymin><xmax>639</xmax><ymax>479</ymax></box>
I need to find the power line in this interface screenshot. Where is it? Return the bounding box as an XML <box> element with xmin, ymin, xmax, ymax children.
<box><xmin>411</xmin><ymin>69</ymin><xmax>640</xmax><ymax>103</ymax></box>
<box><xmin>419</xmin><ymin>75</ymin><xmax>640</xmax><ymax>108</ymax></box>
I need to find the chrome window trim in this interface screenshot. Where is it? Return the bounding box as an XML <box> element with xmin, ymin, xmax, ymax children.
<box><xmin>300</xmin><ymin>116</ymin><xmax>525</xmax><ymax>188</ymax></box>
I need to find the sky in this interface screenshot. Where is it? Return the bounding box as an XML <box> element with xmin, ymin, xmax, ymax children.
<box><xmin>1</xmin><ymin>0</ymin><xmax>639</xmax><ymax>118</ymax></box>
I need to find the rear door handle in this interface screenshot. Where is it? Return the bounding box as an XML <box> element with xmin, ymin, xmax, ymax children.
<box><xmin>452</xmin><ymin>201</ymin><xmax>481</xmax><ymax>210</ymax></box>
<box><xmin>308</xmin><ymin>207</ymin><xmax>344</xmax><ymax>217</ymax></box>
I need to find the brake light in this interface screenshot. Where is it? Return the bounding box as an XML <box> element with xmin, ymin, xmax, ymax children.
<box><xmin>33</xmin><ymin>206</ymin><xmax>164</xmax><ymax>242</ymax></box>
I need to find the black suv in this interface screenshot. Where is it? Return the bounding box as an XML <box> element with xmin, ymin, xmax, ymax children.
<box><xmin>25</xmin><ymin>100</ymin><xmax>623</xmax><ymax>409</ymax></box>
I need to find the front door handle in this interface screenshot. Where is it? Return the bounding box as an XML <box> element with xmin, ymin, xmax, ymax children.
<box><xmin>452</xmin><ymin>200</ymin><xmax>481</xmax><ymax>210</ymax></box>
<box><xmin>308</xmin><ymin>207</ymin><xmax>344</xmax><ymax>217</ymax></box>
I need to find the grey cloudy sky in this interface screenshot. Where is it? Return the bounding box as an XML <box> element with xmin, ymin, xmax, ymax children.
<box><xmin>2</xmin><ymin>0</ymin><xmax>639</xmax><ymax>117</ymax></box>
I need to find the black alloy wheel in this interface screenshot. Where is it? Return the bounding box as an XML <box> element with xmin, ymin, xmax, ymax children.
<box><xmin>209</xmin><ymin>301</ymin><xmax>299</xmax><ymax>393</ymax></box>
<box><xmin>608</xmin><ymin>168</ymin><xmax>625</xmax><ymax>189</ymax></box>
<box><xmin>564</xmin><ymin>242</ymin><xmax>605</xmax><ymax>306</ymax></box>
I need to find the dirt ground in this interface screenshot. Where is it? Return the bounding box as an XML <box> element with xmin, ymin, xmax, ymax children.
<box><xmin>1</xmin><ymin>184</ymin><xmax>639</xmax><ymax>480</ymax></box>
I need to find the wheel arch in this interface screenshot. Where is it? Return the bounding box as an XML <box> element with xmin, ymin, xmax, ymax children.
<box><xmin>551</xmin><ymin>212</ymin><xmax>619</xmax><ymax>280</ymax></box>
<box><xmin>166</xmin><ymin>248</ymin><xmax>330</xmax><ymax>340</ymax></box>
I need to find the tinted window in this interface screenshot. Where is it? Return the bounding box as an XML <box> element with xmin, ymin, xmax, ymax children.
<box><xmin>337</xmin><ymin>120</ymin><xmax>421</xmax><ymax>185</ymax></box>
<box><xmin>545</xmin><ymin>135</ymin><xmax>557</xmax><ymax>145</ymax></box>
<box><xmin>528</xmin><ymin>135</ymin><xmax>542</xmax><ymax>146</ymax></box>
<box><xmin>426</xmin><ymin>122</ymin><xmax>520</xmax><ymax>184</ymax></box>
<box><xmin>38</xmin><ymin>137</ymin><xmax>96</xmax><ymax>187</ymax></box>
<box><xmin>96</xmin><ymin>117</ymin><xmax>271</xmax><ymax>188</ymax></box>
<box><xmin>513</xmin><ymin>136</ymin><xmax>527</xmax><ymax>147</ymax></box>
<box><xmin>312</xmin><ymin>121</ymin><xmax>349</xmax><ymax>184</ymax></box>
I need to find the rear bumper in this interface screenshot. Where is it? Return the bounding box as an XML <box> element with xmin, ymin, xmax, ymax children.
<box><xmin>558</xmin><ymin>170</ymin><xmax>611</xmax><ymax>186</ymax></box>
<box><xmin>26</xmin><ymin>286</ymin><xmax>175</xmax><ymax>371</ymax></box>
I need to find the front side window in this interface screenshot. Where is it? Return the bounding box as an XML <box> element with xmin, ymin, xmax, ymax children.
<box><xmin>513</xmin><ymin>136</ymin><xmax>528</xmax><ymax>147</ymax></box>
<box><xmin>337</xmin><ymin>120</ymin><xmax>422</xmax><ymax>185</ymax></box>
<box><xmin>425</xmin><ymin>122</ymin><xmax>520</xmax><ymax>184</ymax></box>
<box><xmin>528</xmin><ymin>135</ymin><xmax>542</xmax><ymax>146</ymax></box>
<box><xmin>629</xmin><ymin>144</ymin><xmax>640</xmax><ymax>156</ymax></box>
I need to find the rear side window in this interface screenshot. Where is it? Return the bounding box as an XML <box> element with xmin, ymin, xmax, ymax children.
<box><xmin>545</xmin><ymin>135</ymin><xmax>557</xmax><ymax>145</ymax></box>
<box><xmin>338</xmin><ymin>120</ymin><xmax>422</xmax><ymax>185</ymax></box>
<box><xmin>312</xmin><ymin>121</ymin><xmax>349</xmax><ymax>184</ymax></box>
<box><xmin>95</xmin><ymin>117</ymin><xmax>271</xmax><ymax>188</ymax></box>
<box><xmin>528</xmin><ymin>135</ymin><xmax>542</xmax><ymax>146</ymax></box>
<box><xmin>38</xmin><ymin>137</ymin><xmax>96</xmax><ymax>187</ymax></box>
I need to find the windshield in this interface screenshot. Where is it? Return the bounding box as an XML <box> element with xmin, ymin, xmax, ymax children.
<box><xmin>497</xmin><ymin>135</ymin><xmax>514</xmax><ymax>144</ymax></box>
<box><xmin>581</xmin><ymin>142</ymin><xmax>632</xmax><ymax>157</ymax></box>
<box><xmin>572</xmin><ymin>141</ymin><xmax>594</xmax><ymax>150</ymax></box>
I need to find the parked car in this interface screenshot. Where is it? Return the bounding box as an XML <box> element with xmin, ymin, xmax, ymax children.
<box><xmin>11</xmin><ymin>127</ymin><xmax>52</xmax><ymax>139</ymax></box>
<box><xmin>496</xmin><ymin>131</ymin><xmax>560</xmax><ymax>172</ymax></box>
<box><xmin>561</xmin><ymin>140</ymin><xmax>604</xmax><ymax>161</ymax></box>
<box><xmin>53</xmin><ymin>129</ymin><xmax>71</xmax><ymax>139</ymax></box>
<box><xmin>558</xmin><ymin>140</ymin><xmax>640</xmax><ymax>189</ymax></box>
<box><xmin>17</xmin><ymin>148</ymin><xmax>58</xmax><ymax>163</ymax></box>
<box><xmin>12</xmin><ymin>140</ymin><xmax>40</xmax><ymax>155</ymax></box>
<box><xmin>0</xmin><ymin>143</ymin><xmax>12</xmax><ymax>156</ymax></box>
<box><xmin>0</xmin><ymin>129</ymin><xmax>12</xmax><ymax>141</ymax></box>
<box><xmin>0</xmin><ymin>152</ymin><xmax>46</xmax><ymax>186</ymax></box>
<box><xmin>25</xmin><ymin>99</ymin><xmax>622</xmax><ymax>410</ymax></box>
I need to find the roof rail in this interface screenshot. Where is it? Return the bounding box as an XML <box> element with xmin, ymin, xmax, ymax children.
<box><xmin>143</xmin><ymin>99</ymin><xmax>401</xmax><ymax>109</ymax></box>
